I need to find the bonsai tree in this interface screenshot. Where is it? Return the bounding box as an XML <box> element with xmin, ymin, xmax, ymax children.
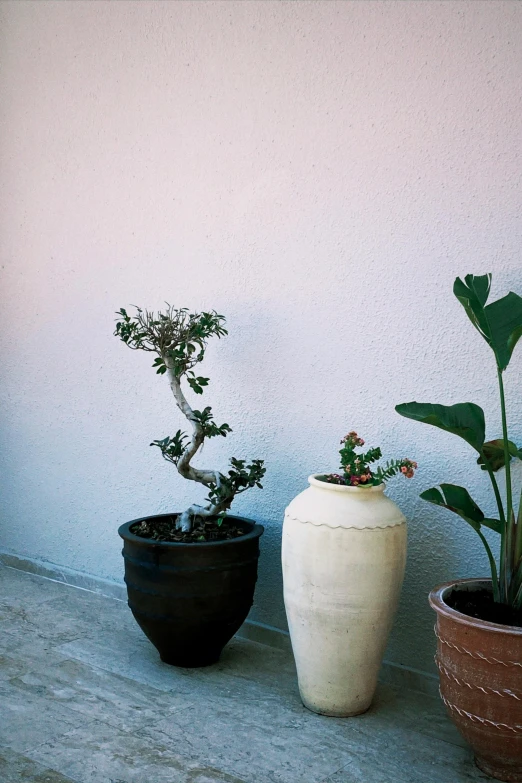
<box><xmin>321</xmin><ymin>431</ymin><xmax>417</xmax><ymax>486</ymax></box>
<box><xmin>115</xmin><ymin>305</ymin><xmax>265</xmax><ymax>533</ymax></box>
<box><xmin>396</xmin><ymin>274</ymin><xmax>522</xmax><ymax>609</ymax></box>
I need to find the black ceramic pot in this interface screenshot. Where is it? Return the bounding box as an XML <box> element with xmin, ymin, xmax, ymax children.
<box><xmin>118</xmin><ymin>513</ymin><xmax>264</xmax><ymax>667</ymax></box>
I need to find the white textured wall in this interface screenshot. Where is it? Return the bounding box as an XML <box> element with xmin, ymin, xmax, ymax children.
<box><xmin>0</xmin><ymin>0</ymin><xmax>521</xmax><ymax>674</ymax></box>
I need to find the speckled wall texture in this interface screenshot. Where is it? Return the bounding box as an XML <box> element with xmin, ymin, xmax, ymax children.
<box><xmin>0</xmin><ymin>0</ymin><xmax>521</xmax><ymax>675</ymax></box>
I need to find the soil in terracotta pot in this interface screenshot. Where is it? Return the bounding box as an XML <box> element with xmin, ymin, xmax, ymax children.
<box><xmin>130</xmin><ymin>515</ymin><xmax>247</xmax><ymax>543</ymax></box>
<box><xmin>446</xmin><ymin>587</ymin><xmax>522</xmax><ymax>628</ymax></box>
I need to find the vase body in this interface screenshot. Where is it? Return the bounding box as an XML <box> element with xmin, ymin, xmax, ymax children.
<box><xmin>430</xmin><ymin>580</ymin><xmax>522</xmax><ymax>782</ymax></box>
<box><xmin>119</xmin><ymin>514</ymin><xmax>263</xmax><ymax>667</ymax></box>
<box><xmin>282</xmin><ymin>476</ymin><xmax>407</xmax><ymax>716</ymax></box>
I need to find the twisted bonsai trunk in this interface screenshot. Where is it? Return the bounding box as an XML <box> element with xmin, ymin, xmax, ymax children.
<box><xmin>165</xmin><ymin>360</ymin><xmax>231</xmax><ymax>532</ymax></box>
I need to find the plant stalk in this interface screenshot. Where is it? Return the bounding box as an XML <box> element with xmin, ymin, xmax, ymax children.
<box><xmin>497</xmin><ymin>367</ymin><xmax>515</xmax><ymax>600</ymax></box>
<box><xmin>515</xmin><ymin>478</ymin><xmax>522</xmax><ymax>568</ymax></box>
<box><xmin>517</xmin><ymin>486</ymin><xmax>522</xmax><ymax>560</ymax></box>
<box><xmin>513</xmin><ymin>578</ymin><xmax>522</xmax><ymax>611</ymax></box>
<box><xmin>477</xmin><ymin>530</ymin><xmax>500</xmax><ymax>603</ymax></box>
<box><xmin>480</xmin><ymin>453</ymin><xmax>507</xmax><ymax>602</ymax></box>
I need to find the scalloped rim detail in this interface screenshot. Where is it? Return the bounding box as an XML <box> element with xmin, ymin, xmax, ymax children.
<box><xmin>308</xmin><ymin>474</ymin><xmax>386</xmax><ymax>494</ymax></box>
<box><xmin>284</xmin><ymin>513</ymin><xmax>405</xmax><ymax>530</ymax></box>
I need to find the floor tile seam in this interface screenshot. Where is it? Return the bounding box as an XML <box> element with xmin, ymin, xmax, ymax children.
<box><xmin>142</xmin><ymin>701</ymin><xmax>271</xmax><ymax>738</ymax></box>
<box><xmin>404</xmin><ymin>724</ymin><xmax>469</xmax><ymax>751</ymax></box>
<box><xmin>38</xmin><ymin>763</ymin><xmax>85</xmax><ymax>783</ymax></box>
<box><xmin>188</xmin><ymin>762</ymin><xmax>250</xmax><ymax>783</ymax></box>
<box><xmin>245</xmin><ymin>713</ymin><xmax>357</xmax><ymax>743</ymax></box>
<box><xmin>385</xmin><ymin>681</ymin><xmax>439</xmax><ymax>702</ymax></box>
<box><xmin>310</xmin><ymin>724</ymin><xmax>447</xmax><ymax>764</ymax></box>
<box><xmin>18</xmin><ymin>713</ymin><xmax>100</xmax><ymax>758</ymax></box>
<box><xmin>20</xmin><ymin>715</ymin><xmax>151</xmax><ymax>761</ymax></box>
<box><xmin>348</xmin><ymin>712</ymin><xmax>469</xmax><ymax>751</ymax></box>
<box><xmin>118</xmin><ymin>659</ymin><xmax>290</xmax><ymax>702</ymax></box>
<box><xmin>48</xmin><ymin>653</ymin><xmax>199</xmax><ymax>699</ymax></box>
<box><xmin>130</xmin><ymin>700</ymin><xmax>196</xmax><ymax>732</ymax></box>
<box><xmin>0</xmin><ymin>745</ymin><xmax>84</xmax><ymax>783</ymax></box>
<box><xmin>317</xmin><ymin>755</ymin><xmax>358</xmax><ymax>783</ymax></box>
<box><xmin>52</xmin><ymin>663</ymin><xmax>182</xmax><ymax>695</ymax></box>
<box><xmin>2</xmin><ymin>652</ymin><xmax>86</xmax><ymax>680</ymax></box>
<box><xmin>328</xmin><ymin>721</ymin><xmax>463</xmax><ymax>754</ymax></box>
<box><xmin>1</xmin><ymin>618</ymin><xmax>91</xmax><ymax>648</ymax></box>
<box><xmin>328</xmin><ymin>730</ymin><xmax>475</xmax><ymax>775</ymax></box>
<box><xmin>5</xmin><ymin>671</ymin><xmax>198</xmax><ymax>737</ymax></box>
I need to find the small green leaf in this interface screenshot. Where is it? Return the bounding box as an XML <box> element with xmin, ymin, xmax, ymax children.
<box><xmin>477</xmin><ymin>439</ymin><xmax>520</xmax><ymax>472</ymax></box>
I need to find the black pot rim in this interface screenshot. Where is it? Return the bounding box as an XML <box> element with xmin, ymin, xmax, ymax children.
<box><xmin>118</xmin><ymin>512</ymin><xmax>264</xmax><ymax>548</ymax></box>
<box><xmin>429</xmin><ymin>578</ymin><xmax>522</xmax><ymax>636</ymax></box>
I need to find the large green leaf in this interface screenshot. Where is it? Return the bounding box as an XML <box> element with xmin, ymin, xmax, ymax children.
<box><xmin>477</xmin><ymin>438</ymin><xmax>521</xmax><ymax>472</ymax></box>
<box><xmin>454</xmin><ymin>274</ymin><xmax>522</xmax><ymax>371</ymax></box>
<box><xmin>421</xmin><ymin>484</ymin><xmax>501</xmax><ymax>534</ymax></box>
<box><xmin>485</xmin><ymin>292</ymin><xmax>522</xmax><ymax>371</ymax></box>
<box><xmin>453</xmin><ymin>274</ymin><xmax>491</xmax><ymax>341</ymax></box>
<box><xmin>395</xmin><ymin>401</ymin><xmax>485</xmax><ymax>452</ymax></box>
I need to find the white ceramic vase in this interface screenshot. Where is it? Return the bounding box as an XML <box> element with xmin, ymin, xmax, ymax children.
<box><xmin>282</xmin><ymin>475</ymin><xmax>407</xmax><ymax>716</ymax></box>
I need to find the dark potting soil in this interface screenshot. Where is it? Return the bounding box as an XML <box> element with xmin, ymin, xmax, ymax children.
<box><xmin>446</xmin><ymin>587</ymin><xmax>522</xmax><ymax>628</ymax></box>
<box><xmin>130</xmin><ymin>515</ymin><xmax>247</xmax><ymax>543</ymax></box>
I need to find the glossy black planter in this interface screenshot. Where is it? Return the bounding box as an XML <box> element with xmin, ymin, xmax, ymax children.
<box><xmin>118</xmin><ymin>514</ymin><xmax>264</xmax><ymax>667</ymax></box>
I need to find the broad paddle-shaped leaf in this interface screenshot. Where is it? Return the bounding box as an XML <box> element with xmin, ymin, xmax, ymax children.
<box><xmin>421</xmin><ymin>484</ymin><xmax>501</xmax><ymax>534</ymax></box>
<box><xmin>454</xmin><ymin>274</ymin><xmax>522</xmax><ymax>371</ymax></box>
<box><xmin>395</xmin><ymin>401</ymin><xmax>485</xmax><ymax>452</ymax></box>
<box><xmin>453</xmin><ymin>273</ymin><xmax>491</xmax><ymax>341</ymax></box>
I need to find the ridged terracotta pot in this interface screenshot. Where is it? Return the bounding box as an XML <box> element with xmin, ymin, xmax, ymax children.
<box><xmin>282</xmin><ymin>475</ymin><xmax>407</xmax><ymax>716</ymax></box>
<box><xmin>430</xmin><ymin>580</ymin><xmax>522</xmax><ymax>782</ymax></box>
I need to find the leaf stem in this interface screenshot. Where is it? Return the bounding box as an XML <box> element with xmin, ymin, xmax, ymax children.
<box><xmin>498</xmin><ymin>368</ymin><xmax>515</xmax><ymax>598</ymax></box>
<box><xmin>480</xmin><ymin>451</ymin><xmax>507</xmax><ymax>602</ymax></box>
<box><xmin>512</xmin><ymin>576</ymin><xmax>522</xmax><ymax>611</ymax></box>
<box><xmin>477</xmin><ymin>529</ymin><xmax>500</xmax><ymax>603</ymax></box>
<box><xmin>515</xmin><ymin>478</ymin><xmax>522</xmax><ymax>568</ymax></box>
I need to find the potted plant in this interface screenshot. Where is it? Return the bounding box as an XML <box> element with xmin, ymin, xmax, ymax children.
<box><xmin>397</xmin><ymin>274</ymin><xmax>522</xmax><ymax>782</ymax></box>
<box><xmin>282</xmin><ymin>432</ymin><xmax>416</xmax><ymax>716</ymax></box>
<box><xmin>115</xmin><ymin>305</ymin><xmax>265</xmax><ymax>667</ymax></box>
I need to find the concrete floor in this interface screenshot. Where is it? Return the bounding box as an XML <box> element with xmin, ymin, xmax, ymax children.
<box><xmin>0</xmin><ymin>565</ymin><xmax>493</xmax><ymax>783</ymax></box>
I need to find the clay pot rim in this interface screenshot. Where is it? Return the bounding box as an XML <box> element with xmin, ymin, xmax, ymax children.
<box><xmin>429</xmin><ymin>578</ymin><xmax>522</xmax><ymax>636</ymax></box>
<box><xmin>118</xmin><ymin>513</ymin><xmax>264</xmax><ymax>548</ymax></box>
<box><xmin>309</xmin><ymin>474</ymin><xmax>385</xmax><ymax>493</ymax></box>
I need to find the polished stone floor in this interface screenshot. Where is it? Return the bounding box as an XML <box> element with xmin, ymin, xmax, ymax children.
<box><xmin>0</xmin><ymin>565</ymin><xmax>493</xmax><ymax>783</ymax></box>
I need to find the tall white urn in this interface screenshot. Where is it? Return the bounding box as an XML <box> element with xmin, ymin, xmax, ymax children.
<box><xmin>282</xmin><ymin>475</ymin><xmax>407</xmax><ymax>716</ymax></box>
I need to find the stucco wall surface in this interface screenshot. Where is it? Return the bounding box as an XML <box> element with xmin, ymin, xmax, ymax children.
<box><xmin>0</xmin><ymin>0</ymin><xmax>521</xmax><ymax>674</ymax></box>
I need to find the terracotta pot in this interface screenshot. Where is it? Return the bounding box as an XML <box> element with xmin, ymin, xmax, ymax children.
<box><xmin>282</xmin><ymin>475</ymin><xmax>407</xmax><ymax>716</ymax></box>
<box><xmin>430</xmin><ymin>579</ymin><xmax>522</xmax><ymax>782</ymax></box>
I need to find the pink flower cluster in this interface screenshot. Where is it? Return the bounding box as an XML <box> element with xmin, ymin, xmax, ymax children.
<box><xmin>349</xmin><ymin>472</ymin><xmax>372</xmax><ymax>486</ymax></box>
<box><xmin>340</xmin><ymin>431</ymin><xmax>365</xmax><ymax>448</ymax></box>
<box><xmin>400</xmin><ymin>459</ymin><xmax>418</xmax><ymax>479</ymax></box>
